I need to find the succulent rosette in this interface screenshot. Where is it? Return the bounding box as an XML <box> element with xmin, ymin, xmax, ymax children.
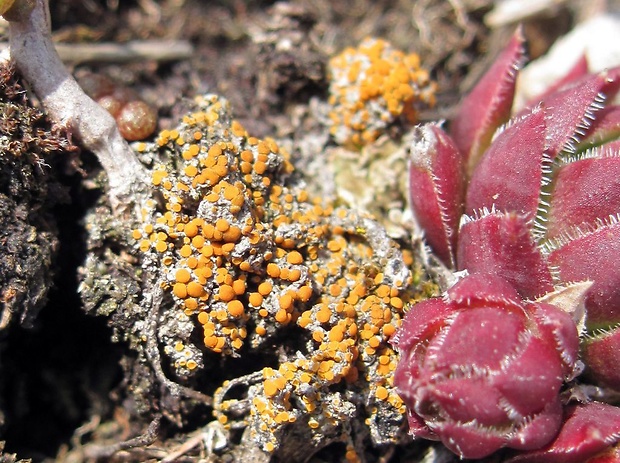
<box><xmin>392</xmin><ymin>273</ymin><xmax>579</xmax><ymax>458</ymax></box>
<box><xmin>394</xmin><ymin>27</ymin><xmax>620</xmax><ymax>460</ymax></box>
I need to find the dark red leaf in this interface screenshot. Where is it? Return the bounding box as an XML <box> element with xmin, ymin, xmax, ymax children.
<box><xmin>547</xmin><ymin>153</ymin><xmax>620</xmax><ymax>238</ymax></box>
<box><xmin>583</xmin><ymin>327</ymin><xmax>620</xmax><ymax>389</ymax></box>
<box><xmin>507</xmin><ymin>402</ymin><xmax>620</xmax><ymax>463</ymax></box>
<box><xmin>450</xmin><ymin>27</ymin><xmax>526</xmax><ymax>174</ymax></box>
<box><xmin>547</xmin><ymin>218</ymin><xmax>620</xmax><ymax>327</ymax></box>
<box><xmin>465</xmin><ymin>106</ymin><xmax>548</xmax><ymax>218</ymax></box>
<box><xmin>408</xmin><ymin>124</ymin><xmax>465</xmax><ymax>267</ymax></box>
<box><xmin>457</xmin><ymin>212</ymin><xmax>554</xmax><ymax>298</ymax></box>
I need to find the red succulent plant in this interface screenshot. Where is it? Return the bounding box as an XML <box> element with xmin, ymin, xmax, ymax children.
<box><xmin>394</xmin><ymin>28</ymin><xmax>620</xmax><ymax>460</ymax></box>
<box><xmin>392</xmin><ymin>273</ymin><xmax>579</xmax><ymax>458</ymax></box>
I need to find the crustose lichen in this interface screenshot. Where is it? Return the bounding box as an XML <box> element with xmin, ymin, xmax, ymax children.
<box><xmin>131</xmin><ymin>94</ymin><xmax>414</xmax><ymax>458</ymax></box>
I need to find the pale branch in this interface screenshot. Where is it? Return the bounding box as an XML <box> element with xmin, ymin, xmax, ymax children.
<box><xmin>6</xmin><ymin>0</ymin><xmax>149</xmax><ymax>211</ymax></box>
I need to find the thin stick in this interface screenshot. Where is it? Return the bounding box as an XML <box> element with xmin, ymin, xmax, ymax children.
<box><xmin>55</xmin><ymin>39</ymin><xmax>194</xmax><ymax>64</ymax></box>
<box><xmin>0</xmin><ymin>39</ymin><xmax>194</xmax><ymax>64</ymax></box>
<box><xmin>81</xmin><ymin>415</ymin><xmax>162</xmax><ymax>460</ymax></box>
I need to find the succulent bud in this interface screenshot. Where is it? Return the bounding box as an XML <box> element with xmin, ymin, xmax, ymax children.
<box><xmin>392</xmin><ymin>274</ymin><xmax>579</xmax><ymax>459</ymax></box>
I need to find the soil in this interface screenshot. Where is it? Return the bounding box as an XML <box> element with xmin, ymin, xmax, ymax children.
<box><xmin>0</xmin><ymin>1</ymin><xmax>603</xmax><ymax>462</ymax></box>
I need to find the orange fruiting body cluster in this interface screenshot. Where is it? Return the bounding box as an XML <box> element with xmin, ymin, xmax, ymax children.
<box><xmin>327</xmin><ymin>37</ymin><xmax>436</xmax><ymax>147</ymax></box>
<box><xmin>133</xmin><ymin>94</ymin><xmax>413</xmax><ymax>454</ymax></box>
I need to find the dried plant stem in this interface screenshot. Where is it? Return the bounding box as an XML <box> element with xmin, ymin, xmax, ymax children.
<box><xmin>7</xmin><ymin>0</ymin><xmax>148</xmax><ymax>211</ymax></box>
<box><xmin>55</xmin><ymin>39</ymin><xmax>194</xmax><ymax>64</ymax></box>
<box><xmin>0</xmin><ymin>39</ymin><xmax>194</xmax><ymax>63</ymax></box>
<box><xmin>81</xmin><ymin>415</ymin><xmax>162</xmax><ymax>460</ymax></box>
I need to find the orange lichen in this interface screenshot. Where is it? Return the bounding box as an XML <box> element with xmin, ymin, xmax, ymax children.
<box><xmin>133</xmin><ymin>94</ymin><xmax>414</xmax><ymax>454</ymax></box>
<box><xmin>327</xmin><ymin>37</ymin><xmax>436</xmax><ymax>147</ymax></box>
<box><xmin>227</xmin><ymin>300</ymin><xmax>245</xmax><ymax>318</ymax></box>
